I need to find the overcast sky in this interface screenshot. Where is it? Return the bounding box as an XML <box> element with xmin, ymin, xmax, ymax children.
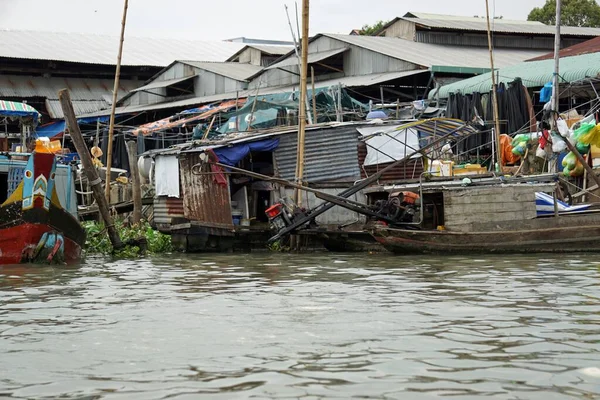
<box><xmin>0</xmin><ymin>0</ymin><xmax>548</xmax><ymax>42</ymax></box>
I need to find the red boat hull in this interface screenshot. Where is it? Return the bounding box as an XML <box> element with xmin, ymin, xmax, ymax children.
<box><xmin>0</xmin><ymin>223</ymin><xmax>82</xmax><ymax>265</ymax></box>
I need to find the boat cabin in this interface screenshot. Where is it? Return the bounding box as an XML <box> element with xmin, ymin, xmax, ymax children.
<box><xmin>365</xmin><ymin>175</ymin><xmax>570</xmax><ymax>232</ymax></box>
<box><xmin>0</xmin><ymin>153</ymin><xmax>78</xmax><ymax>217</ymax></box>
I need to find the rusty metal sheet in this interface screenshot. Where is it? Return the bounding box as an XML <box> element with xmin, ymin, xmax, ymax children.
<box><xmin>179</xmin><ymin>153</ymin><xmax>233</xmax><ymax>229</ymax></box>
<box><xmin>153</xmin><ymin>196</ymin><xmax>185</xmax><ymax>232</ymax></box>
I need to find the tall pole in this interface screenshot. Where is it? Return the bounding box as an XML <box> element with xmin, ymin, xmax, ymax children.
<box><xmin>293</xmin><ymin>0</ymin><xmax>309</xmax><ymax>206</ymax></box>
<box><xmin>485</xmin><ymin>0</ymin><xmax>502</xmax><ymax>171</ymax></box>
<box><xmin>552</xmin><ymin>0</ymin><xmax>561</xmax><ymax>115</ymax></box>
<box><xmin>104</xmin><ymin>0</ymin><xmax>129</xmax><ymax>201</ymax></box>
<box><xmin>311</xmin><ymin>66</ymin><xmax>317</xmax><ymax>124</ymax></box>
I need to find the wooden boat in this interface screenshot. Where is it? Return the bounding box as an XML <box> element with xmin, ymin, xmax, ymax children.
<box><xmin>0</xmin><ymin>146</ymin><xmax>85</xmax><ymax>264</ymax></box>
<box><xmin>371</xmin><ymin>179</ymin><xmax>600</xmax><ymax>254</ymax></box>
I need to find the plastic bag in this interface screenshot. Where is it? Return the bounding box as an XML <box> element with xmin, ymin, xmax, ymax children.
<box><xmin>512</xmin><ymin>143</ymin><xmax>527</xmax><ymax>156</ymax></box>
<box><xmin>573</xmin><ymin>122</ymin><xmax>595</xmax><ymax>142</ymax></box>
<box><xmin>536</xmin><ymin>146</ymin><xmax>546</xmax><ymax>159</ymax></box>
<box><xmin>511</xmin><ymin>134</ymin><xmax>530</xmax><ymax>148</ymax></box>
<box><xmin>540</xmin><ymin>82</ymin><xmax>553</xmax><ymax>103</ymax></box>
<box><xmin>570</xmin><ymin>161</ymin><xmax>584</xmax><ymax>177</ymax></box>
<box><xmin>563</xmin><ymin>166</ymin><xmax>571</xmax><ymax>177</ymax></box>
<box><xmin>557</xmin><ymin>118</ymin><xmax>569</xmax><ymax>137</ymax></box>
<box><xmin>576</xmin><ymin>141</ymin><xmax>591</xmax><ymax>154</ymax></box>
<box><xmin>562</xmin><ymin>151</ymin><xmax>577</xmax><ymax>170</ymax></box>
<box><xmin>578</xmin><ymin>124</ymin><xmax>600</xmax><ymax>147</ymax></box>
<box><xmin>552</xmin><ymin>133</ymin><xmax>567</xmax><ymax>153</ymax></box>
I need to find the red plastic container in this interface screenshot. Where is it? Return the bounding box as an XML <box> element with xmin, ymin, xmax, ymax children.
<box><xmin>265</xmin><ymin>203</ymin><xmax>283</xmax><ymax>219</ymax></box>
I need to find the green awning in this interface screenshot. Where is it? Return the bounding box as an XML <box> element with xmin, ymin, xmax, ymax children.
<box><xmin>430</xmin><ymin>51</ymin><xmax>600</xmax><ymax>99</ymax></box>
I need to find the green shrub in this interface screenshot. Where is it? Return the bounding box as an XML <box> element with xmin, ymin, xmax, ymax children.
<box><xmin>83</xmin><ymin>219</ymin><xmax>173</xmax><ymax>258</ymax></box>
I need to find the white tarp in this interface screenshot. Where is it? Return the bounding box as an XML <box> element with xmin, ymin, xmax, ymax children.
<box><xmin>155</xmin><ymin>155</ymin><xmax>180</xmax><ymax>197</ymax></box>
<box><xmin>358</xmin><ymin>125</ymin><xmax>420</xmax><ymax>166</ymax></box>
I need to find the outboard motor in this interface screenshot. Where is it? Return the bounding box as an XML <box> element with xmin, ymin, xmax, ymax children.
<box><xmin>373</xmin><ymin>191</ymin><xmax>420</xmax><ymax>223</ymax></box>
<box><xmin>265</xmin><ymin>199</ymin><xmax>312</xmax><ymax>234</ymax></box>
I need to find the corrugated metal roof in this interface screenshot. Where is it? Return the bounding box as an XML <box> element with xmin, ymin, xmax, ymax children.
<box><xmin>78</xmin><ymin>69</ymin><xmax>428</xmax><ymax>118</ymax></box>
<box><xmin>45</xmin><ymin>99</ymin><xmax>111</xmax><ymax>119</ymax></box>
<box><xmin>432</xmin><ymin>51</ymin><xmax>600</xmax><ymax>98</ymax></box>
<box><xmin>266</xmin><ymin>48</ymin><xmax>348</xmax><ymax>70</ymax></box>
<box><xmin>528</xmin><ymin>36</ymin><xmax>600</xmax><ymax>61</ymax></box>
<box><xmin>0</xmin><ymin>74</ymin><xmax>139</xmax><ymax>118</ymax></box>
<box><xmin>321</xmin><ymin>34</ymin><xmax>545</xmax><ymax>69</ymax></box>
<box><xmin>179</xmin><ymin>61</ymin><xmax>263</xmax><ymax>81</ymax></box>
<box><xmin>0</xmin><ymin>29</ymin><xmax>243</xmax><ymax>66</ymax></box>
<box><xmin>405</xmin><ymin>17</ymin><xmax>600</xmax><ymax>36</ymax></box>
<box><xmin>403</xmin><ymin>12</ymin><xmax>545</xmax><ymax>25</ymax></box>
<box><xmin>247</xmin><ymin>44</ymin><xmax>293</xmax><ymax>55</ymax></box>
<box><xmin>274</xmin><ymin>125</ymin><xmax>361</xmax><ymax>183</ymax></box>
<box><xmin>131</xmin><ymin>75</ymin><xmax>195</xmax><ymax>92</ymax></box>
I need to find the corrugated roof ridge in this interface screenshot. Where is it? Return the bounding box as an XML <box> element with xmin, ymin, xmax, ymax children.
<box><xmin>403</xmin><ymin>12</ymin><xmax>545</xmax><ymax>25</ymax></box>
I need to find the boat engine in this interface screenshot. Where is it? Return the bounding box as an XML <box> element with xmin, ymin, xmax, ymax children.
<box><xmin>265</xmin><ymin>200</ymin><xmax>311</xmax><ymax>233</ymax></box>
<box><xmin>373</xmin><ymin>191</ymin><xmax>420</xmax><ymax>223</ymax></box>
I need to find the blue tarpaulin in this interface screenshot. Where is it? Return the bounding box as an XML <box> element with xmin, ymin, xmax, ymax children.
<box><xmin>213</xmin><ymin>138</ymin><xmax>280</xmax><ymax>166</ymax></box>
<box><xmin>36</xmin><ymin>116</ymin><xmax>110</xmax><ymax>139</ymax></box>
<box><xmin>36</xmin><ymin>121</ymin><xmax>66</xmax><ymax>139</ymax></box>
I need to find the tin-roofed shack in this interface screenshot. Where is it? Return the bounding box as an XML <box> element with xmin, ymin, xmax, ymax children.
<box><xmin>143</xmin><ymin>119</ymin><xmax>435</xmax><ymax>252</ymax></box>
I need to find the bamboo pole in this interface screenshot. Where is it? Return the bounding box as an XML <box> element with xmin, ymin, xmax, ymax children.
<box><xmin>485</xmin><ymin>0</ymin><xmax>502</xmax><ymax>171</ymax></box>
<box><xmin>293</xmin><ymin>0</ymin><xmax>309</xmax><ymax>207</ymax></box>
<box><xmin>203</xmin><ymin>115</ymin><xmax>216</xmax><ymax>140</ymax></box>
<box><xmin>59</xmin><ymin>89</ymin><xmax>123</xmax><ymax>250</ymax></box>
<box><xmin>104</xmin><ymin>0</ymin><xmax>129</xmax><ymax>201</ymax></box>
<box><xmin>311</xmin><ymin>66</ymin><xmax>317</xmax><ymax>124</ymax></box>
<box><xmin>126</xmin><ymin>141</ymin><xmax>142</xmax><ymax>224</ymax></box>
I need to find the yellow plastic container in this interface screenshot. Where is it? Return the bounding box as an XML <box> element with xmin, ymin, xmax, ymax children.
<box><xmin>35</xmin><ymin>139</ymin><xmax>62</xmax><ymax>154</ymax></box>
<box><xmin>453</xmin><ymin>164</ymin><xmax>487</xmax><ymax>176</ymax></box>
<box><xmin>429</xmin><ymin>160</ymin><xmax>454</xmax><ymax>177</ymax></box>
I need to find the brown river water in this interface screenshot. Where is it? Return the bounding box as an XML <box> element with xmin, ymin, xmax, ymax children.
<box><xmin>1</xmin><ymin>253</ymin><xmax>600</xmax><ymax>399</ymax></box>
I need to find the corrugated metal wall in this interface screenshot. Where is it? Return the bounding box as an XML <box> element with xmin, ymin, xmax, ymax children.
<box><xmin>249</xmin><ymin>35</ymin><xmax>417</xmax><ymax>88</ymax></box>
<box><xmin>415</xmin><ymin>32</ymin><xmax>584</xmax><ymax>50</ymax></box>
<box><xmin>358</xmin><ymin>142</ymin><xmax>425</xmax><ymax>182</ymax></box>
<box><xmin>179</xmin><ymin>153</ymin><xmax>234</xmax><ymax>230</ymax></box>
<box><xmin>274</xmin><ymin>126</ymin><xmax>361</xmax><ymax>183</ymax></box>
<box><xmin>383</xmin><ymin>20</ymin><xmax>416</xmax><ymax>40</ymax></box>
<box><xmin>154</xmin><ymin>196</ymin><xmax>185</xmax><ymax>232</ymax></box>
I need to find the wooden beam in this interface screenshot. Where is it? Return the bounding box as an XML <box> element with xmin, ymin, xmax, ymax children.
<box><xmin>58</xmin><ymin>89</ymin><xmax>123</xmax><ymax>250</ymax></box>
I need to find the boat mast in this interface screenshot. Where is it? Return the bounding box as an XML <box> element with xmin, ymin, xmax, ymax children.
<box><xmin>293</xmin><ymin>0</ymin><xmax>309</xmax><ymax>206</ymax></box>
<box><xmin>552</xmin><ymin>0</ymin><xmax>561</xmax><ymax>117</ymax></box>
<box><xmin>104</xmin><ymin>0</ymin><xmax>129</xmax><ymax>201</ymax></box>
<box><xmin>485</xmin><ymin>0</ymin><xmax>502</xmax><ymax>171</ymax></box>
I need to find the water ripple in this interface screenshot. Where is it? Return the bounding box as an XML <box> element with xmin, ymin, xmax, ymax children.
<box><xmin>0</xmin><ymin>253</ymin><xmax>599</xmax><ymax>399</ymax></box>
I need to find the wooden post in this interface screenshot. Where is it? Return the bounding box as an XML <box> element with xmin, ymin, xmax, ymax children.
<box><xmin>485</xmin><ymin>0</ymin><xmax>502</xmax><ymax>171</ymax></box>
<box><xmin>104</xmin><ymin>0</ymin><xmax>129</xmax><ymax>201</ymax></box>
<box><xmin>311</xmin><ymin>66</ymin><xmax>317</xmax><ymax>124</ymax></box>
<box><xmin>553</xmin><ymin>186</ymin><xmax>559</xmax><ymax>217</ymax></box>
<box><xmin>126</xmin><ymin>141</ymin><xmax>142</xmax><ymax>224</ymax></box>
<box><xmin>293</xmin><ymin>0</ymin><xmax>309</xmax><ymax>207</ymax></box>
<box><xmin>59</xmin><ymin>89</ymin><xmax>123</xmax><ymax>250</ymax></box>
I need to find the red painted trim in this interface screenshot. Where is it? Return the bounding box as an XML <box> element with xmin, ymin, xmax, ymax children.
<box><xmin>0</xmin><ymin>223</ymin><xmax>81</xmax><ymax>265</ymax></box>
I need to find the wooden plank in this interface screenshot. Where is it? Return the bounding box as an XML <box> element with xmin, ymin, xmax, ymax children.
<box><xmin>445</xmin><ymin>210</ymin><xmax>536</xmax><ymax>226</ymax></box>
<box><xmin>574</xmin><ymin>184</ymin><xmax>599</xmax><ymax>198</ymax></box>
<box><xmin>444</xmin><ymin>192</ymin><xmax>535</xmax><ymax>205</ymax></box>
<box><xmin>445</xmin><ymin>201</ymin><xmax>536</xmax><ymax>214</ymax></box>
